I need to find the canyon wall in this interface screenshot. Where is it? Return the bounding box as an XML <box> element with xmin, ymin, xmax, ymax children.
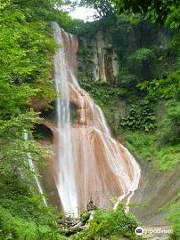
<box><xmin>79</xmin><ymin>30</ymin><xmax>119</xmax><ymax>83</ymax></box>
<box><xmin>90</xmin><ymin>31</ymin><xmax>119</xmax><ymax>83</ymax></box>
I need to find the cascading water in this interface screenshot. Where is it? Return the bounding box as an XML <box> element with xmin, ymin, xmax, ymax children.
<box><xmin>53</xmin><ymin>23</ymin><xmax>78</xmax><ymax>216</ymax></box>
<box><xmin>52</xmin><ymin>22</ymin><xmax>141</xmax><ymax>216</ymax></box>
<box><xmin>24</xmin><ymin>132</ymin><xmax>47</xmax><ymax>206</ymax></box>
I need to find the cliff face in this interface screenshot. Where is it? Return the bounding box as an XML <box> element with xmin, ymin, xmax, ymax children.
<box><xmin>90</xmin><ymin>31</ymin><xmax>119</xmax><ymax>83</ymax></box>
<box><xmin>132</xmin><ymin>159</ymin><xmax>180</xmax><ymax>225</ymax></box>
<box><xmin>79</xmin><ymin>31</ymin><xmax>119</xmax><ymax>83</ymax></box>
<box><xmin>78</xmin><ymin>20</ymin><xmax>171</xmax><ymax>85</ymax></box>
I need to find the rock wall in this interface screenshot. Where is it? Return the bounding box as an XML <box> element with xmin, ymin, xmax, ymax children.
<box><xmin>79</xmin><ymin>31</ymin><xmax>119</xmax><ymax>83</ymax></box>
<box><xmin>132</xmin><ymin>158</ymin><xmax>180</xmax><ymax>225</ymax></box>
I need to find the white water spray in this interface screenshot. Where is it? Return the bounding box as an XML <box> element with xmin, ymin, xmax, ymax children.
<box><xmin>24</xmin><ymin>132</ymin><xmax>47</xmax><ymax>206</ymax></box>
<box><xmin>53</xmin><ymin>22</ymin><xmax>78</xmax><ymax>217</ymax></box>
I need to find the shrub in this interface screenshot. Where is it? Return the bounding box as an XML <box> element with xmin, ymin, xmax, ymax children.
<box><xmin>119</xmin><ymin>99</ymin><xmax>156</xmax><ymax>131</ymax></box>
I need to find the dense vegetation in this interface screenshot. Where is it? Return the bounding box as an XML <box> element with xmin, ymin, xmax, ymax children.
<box><xmin>0</xmin><ymin>0</ymin><xmax>66</xmax><ymax>239</ymax></box>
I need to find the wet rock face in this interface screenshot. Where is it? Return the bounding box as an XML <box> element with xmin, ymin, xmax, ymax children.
<box><xmin>79</xmin><ymin>31</ymin><xmax>119</xmax><ymax>83</ymax></box>
<box><xmin>29</xmin><ymin>98</ymin><xmax>52</xmax><ymax>111</ymax></box>
<box><xmin>68</xmin><ymin>84</ymin><xmax>140</xmax><ymax>210</ymax></box>
<box><xmin>90</xmin><ymin>31</ymin><xmax>119</xmax><ymax>83</ymax></box>
<box><xmin>132</xmin><ymin>158</ymin><xmax>180</xmax><ymax>225</ymax></box>
<box><xmin>32</xmin><ymin>121</ymin><xmax>63</xmax><ymax>210</ymax></box>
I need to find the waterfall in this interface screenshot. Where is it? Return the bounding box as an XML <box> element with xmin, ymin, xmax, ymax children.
<box><xmin>53</xmin><ymin>23</ymin><xmax>78</xmax><ymax>216</ymax></box>
<box><xmin>24</xmin><ymin>132</ymin><xmax>47</xmax><ymax>206</ymax></box>
<box><xmin>52</xmin><ymin>22</ymin><xmax>141</xmax><ymax>216</ymax></box>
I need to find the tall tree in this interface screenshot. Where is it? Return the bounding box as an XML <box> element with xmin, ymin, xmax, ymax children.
<box><xmin>79</xmin><ymin>0</ymin><xmax>114</xmax><ymax>18</ymax></box>
<box><xmin>113</xmin><ymin>0</ymin><xmax>180</xmax><ymax>27</ymax></box>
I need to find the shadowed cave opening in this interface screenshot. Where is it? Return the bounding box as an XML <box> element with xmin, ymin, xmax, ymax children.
<box><xmin>40</xmin><ymin>100</ymin><xmax>77</xmax><ymax>124</ymax></box>
<box><xmin>33</xmin><ymin>123</ymin><xmax>53</xmax><ymax>143</ymax></box>
<box><xmin>40</xmin><ymin>101</ymin><xmax>56</xmax><ymax>122</ymax></box>
<box><xmin>70</xmin><ymin>102</ymin><xmax>77</xmax><ymax>124</ymax></box>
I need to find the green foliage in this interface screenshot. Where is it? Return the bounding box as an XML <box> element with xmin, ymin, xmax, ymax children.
<box><xmin>118</xmin><ymin>69</ymin><xmax>138</xmax><ymax>93</ymax></box>
<box><xmin>0</xmin><ymin>206</ymin><xmax>66</xmax><ymax>240</ymax></box>
<box><xmin>71</xmin><ymin>205</ymin><xmax>141</xmax><ymax>240</ymax></box>
<box><xmin>120</xmin><ymin>99</ymin><xmax>180</xmax><ymax>170</ymax></box>
<box><xmin>75</xmin><ymin>19</ymin><xmax>102</xmax><ymax>39</ymax></box>
<box><xmin>0</xmin><ymin>82</ymin><xmax>36</xmax><ymax>119</ymax></box>
<box><xmin>0</xmin><ymin>1</ymin><xmax>74</xmax><ymax>239</ymax></box>
<box><xmin>128</xmin><ymin>48</ymin><xmax>157</xmax><ymax>81</ymax></box>
<box><xmin>113</xmin><ymin>0</ymin><xmax>180</xmax><ymax>27</ymax></box>
<box><xmin>131</xmin><ymin>48</ymin><xmax>155</xmax><ymax>61</ymax></box>
<box><xmin>166</xmin><ymin>193</ymin><xmax>180</xmax><ymax>240</ymax></box>
<box><xmin>156</xmin><ymin>144</ymin><xmax>180</xmax><ymax>171</ymax></box>
<box><xmin>48</xmin><ymin>9</ymin><xmax>84</xmax><ymax>34</ymax></box>
<box><xmin>119</xmin><ymin>99</ymin><xmax>156</xmax><ymax>131</ymax></box>
<box><xmin>122</xmin><ymin>131</ymin><xmax>180</xmax><ymax>170</ymax></box>
<box><xmin>0</xmin><ymin>15</ymin><xmax>55</xmax><ymax>84</ymax></box>
<box><xmin>156</xmin><ymin>100</ymin><xmax>180</xmax><ymax>145</ymax></box>
<box><xmin>138</xmin><ymin>31</ymin><xmax>180</xmax><ymax>101</ymax></box>
<box><xmin>79</xmin><ymin>78</ymin><xmax>157</xmax><ymax>137</ymax></box>
<box><xmin>0</xmin><ymin>7</ymin><xmax>57</xmax><ymax>117</ymax></box>
<box><xmin>79</xmin><ymin>0</ymin><xmax>114</xmax><ymax>18</ymax></box>
<box><xmin>123</xmin><ymin>131</ymin><xmax>156</xmax><ymax>162</ymax></box>
<box><xmin>78</xmin><ymin>41</ymin><xmax>94</xmax><ymax>80</ymax></box>
<box><xmin>0</xmin><ymin>112</ymin><xmax>43</xmax><ymax>177</ymax></box>
<box><xmin>79</xmin><ymin>79</ymin><xmax>125</xmax><ymax>127</ymax></box>
<box><xmin>0</xmin><ymin>112</ymin><xmax>58</xmax><ymax>233</ymax></box>
<box><xmin>167</xmin><ymin>33</ymin><xmax>180</xmax><ymax>60</ymax></box>
<box><xmin>139</xmin><ymin>70</ymin><xmax>180</xmax><ymax>99</ymax></box>
<box><xmin>79</xmin><ymin>79</ymin><xmax>124</xmax><ymax>102</ymax></box>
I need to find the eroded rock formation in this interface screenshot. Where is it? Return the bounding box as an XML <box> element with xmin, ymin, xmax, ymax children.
<box><xmin>91</xmin><ymin>31</ymin><xmax>119</xmax><ymax>83</ymax></box>
<box><xmin>79</xmin><ymin>31</ymin><xmax>119</xmax><ymax>83</ymax></box>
